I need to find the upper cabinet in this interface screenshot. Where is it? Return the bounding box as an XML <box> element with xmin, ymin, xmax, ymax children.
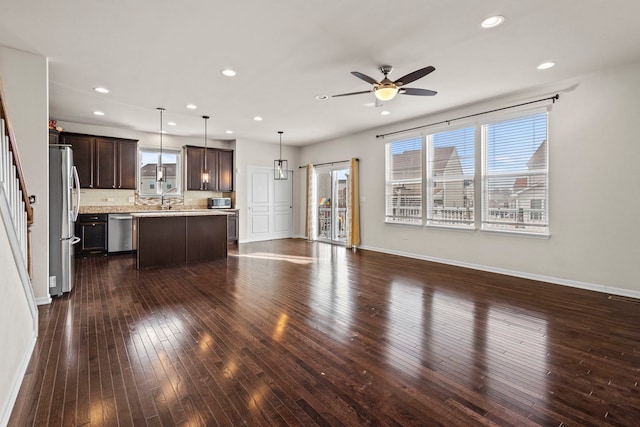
<box><xmin>184</xmin><ymin>146</ymin><xmax>234</xmax><ymax>191</ymax></box>
<box><xmin>60</xmin><ymin>133</ymin><xmax>138</xmax><ymax>189</ymax></box>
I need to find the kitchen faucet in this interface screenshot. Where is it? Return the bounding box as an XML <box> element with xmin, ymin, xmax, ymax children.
<box><xmin>159</xmin><ymin>187</ymin><xmax>178</xmax><ymax>210</ymax></box>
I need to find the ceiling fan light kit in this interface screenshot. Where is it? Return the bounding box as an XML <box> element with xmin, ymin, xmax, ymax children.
<box><xmin>334</xmin><ymin>64</ymin><xmax>437</xmax><ymax>103</ymax></box>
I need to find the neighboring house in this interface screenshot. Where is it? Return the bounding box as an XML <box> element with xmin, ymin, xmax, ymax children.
<box><xmin>486</xmin><ymin>139</ymin><xmax>546</xmax><ymax>223</ymax></box>
<box><xmin>140</xmin><ymin>163</ymin><xmax>178</xmax><ymax>193</ymax></box>
<box><xmin>391</xmin><ymin>146</ymin><xmax>470</xmax><ymax>218</ymax></box>
<box><xmin>511</xmin><ymin>139</ymin><xmax>547</xmax><ymax>221</ymax></box>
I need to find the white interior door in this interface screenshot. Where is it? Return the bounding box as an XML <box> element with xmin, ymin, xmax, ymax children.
<box><xmin>247</xmin><ymin>166</ymin><xmax>293</xmax><ymax>242</ymax></box>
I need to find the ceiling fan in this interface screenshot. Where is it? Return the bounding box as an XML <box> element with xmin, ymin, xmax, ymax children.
<box><xmin>333</xmin><ymin>65</ymin><xmax>437</xmax><ymax>103</ymax></box>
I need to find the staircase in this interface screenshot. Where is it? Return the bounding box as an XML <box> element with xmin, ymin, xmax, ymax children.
<box><xmin>0</xmin><ymin>75</ymin><xmax>38</xmax><ymax>427</ymax></box>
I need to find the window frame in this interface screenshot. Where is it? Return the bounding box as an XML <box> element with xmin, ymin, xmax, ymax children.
<box><xmin>384</xmin><ymin>135</ymin><xmax>424</xmax><ymax>225</ymax></box>
<box><xmin>425</xmin><ymin>124</ymin><xmax>476</xmax><ymax>230</ymax></box>
<box><xmin>138</xmin><ymin>146</ymin><xmax>183</xmax><ymax>197</ymax></box>
<box><xmin>383</xmin><ymin>106</ymin><xmax>551</xmax><ymax>237</ymax></box>
<box><xmin>480</xmin><ymin>108</ymin><xmax>549</xmax><ymax>236</ymax></box>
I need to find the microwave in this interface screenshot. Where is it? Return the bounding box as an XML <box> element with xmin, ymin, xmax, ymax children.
<box><xmin>208</xmin><ymin>197</ymin><xmax>232</xmax><ymax>209</ymax></box>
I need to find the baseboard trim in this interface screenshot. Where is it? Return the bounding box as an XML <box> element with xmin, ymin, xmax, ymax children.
<box><xmin>359</xmin><ymin>244</ymin><xmax>640</xmax><ymax>300</ymax></box>
<box><xmin>35</xmin><ymin>296</ymin><xmax>51</xmax><ymax>306</ymax></box>
<box><xmin>0</xmin><ymin>334</ymin><xmax>36</xmax><ymax>427</ymax></box>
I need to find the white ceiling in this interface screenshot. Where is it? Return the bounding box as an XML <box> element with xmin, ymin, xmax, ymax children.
<box><xmin>1</xmin><ymin>1</ymin><xmax>640</xmax><ymax>146</ymax></box>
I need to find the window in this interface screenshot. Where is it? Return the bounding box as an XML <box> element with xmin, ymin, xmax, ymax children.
<box><xmin>385</xmin><ymin>136</ymin><xmax>422</xmax><ymax>224</ymax></box>
<box><xmin>426</xmin><ymin>126</ymin><xmax>475</xmax><ymax>228</ymax></box>
<box><xmin>138</xmin><ymin>147</ymin><xmax>182</xmax><ymax>197</ymax></box>
<box><xmin>384</xmin><ymin>109</ymin><xmax>550</xmax><ymax>235</ymax></box>
<box><xmin>482</xmin><ymin>111</ymin><xmax>548</xmax><ymax>234</ymax></box>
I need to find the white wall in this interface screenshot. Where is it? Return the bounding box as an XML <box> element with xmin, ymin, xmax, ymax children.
<box><xmin>0</xmin><ymin>45</ymin><xmax>42</xmax><ymax>425</ymax></box>
<box><xmin>0</xmin><ymin>46</ymin><xmax>49</xmax><ymax>303</ymax></box>
<box><xmin>235</xmin><ymin>138</ymin><xmax>300</xmax><ymax>242</ymax></box>
<box><xmin>299</xmin><ymin>61</ymin><xmax>640</xmax><ymax>297</ymax></box>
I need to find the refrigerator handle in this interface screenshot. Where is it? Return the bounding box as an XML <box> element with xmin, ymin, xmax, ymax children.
<box><xmin>72</xmin><ymin>166</ymin><xmax>81</xmax><ymax>222</ymax></box>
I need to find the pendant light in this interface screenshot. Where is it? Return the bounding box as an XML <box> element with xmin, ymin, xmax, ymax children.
<box><xmin>274</xmin><ymin>131</ymin><xmax>288</xmax><ymax>180</ymax></box>
<box><xmin>201</xmin><ymin>115</ymin><xmax>210</xmax><ymax>190</ymax></box>
<box><xmin>156</xmin><ymin>107</ymin><xmax>166</xmax><ymax>195</ymax></box>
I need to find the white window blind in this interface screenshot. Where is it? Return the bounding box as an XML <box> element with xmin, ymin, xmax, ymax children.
<box><xmin>482</xmin><ymin>111</ymin><xmax>548</xmax><ymax>234</ymax></box>
<box><xmin>385</xmin><ymin>137</ymin><xmax>422</xmax><ymax>224</ymax></box>
<box><xmin>426</xmin><ymin>126</ymin><xmax>475</xmax><ymax>228</ymax></box>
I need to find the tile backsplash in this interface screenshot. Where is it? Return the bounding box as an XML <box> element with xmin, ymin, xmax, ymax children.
<box><xmin>79</xmin><ymin>189</ymin><xmax>227</xmax><ymax>209</ymax></box>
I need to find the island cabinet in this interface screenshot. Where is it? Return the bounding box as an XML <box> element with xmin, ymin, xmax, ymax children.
<box><xmin>134</xmin><ymin>212</ymin><xmax>228</xmax><ymax>269</ymax></box>
<box><xmin>184</xmin><ymin>146</ymin><xmax>234</xmax><ymax>191</ymax></box>
<box><xmin>60</xmin><ymin>132</ymin><xmax>137</xmax><ymax>189</ymax></box>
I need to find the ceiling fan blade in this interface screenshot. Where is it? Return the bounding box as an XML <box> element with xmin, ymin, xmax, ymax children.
<box><xmin>399</xmin><ymin>88</ymin><xmax>438</xmax><ymax>96</ymax></box>
<box><xmin>351</xmin><ymin>71</ymin><xmax>379</xmax><ymax>85</ymax></box>
<box><xmin>332</xmin><ymin>90</ymin><xmax>372</xmax><ymax>98</ymax></box>
<box><xmin>394</xmin><ymin>66</ymin><xmax>435</xmax><ymax>86</ymax></box>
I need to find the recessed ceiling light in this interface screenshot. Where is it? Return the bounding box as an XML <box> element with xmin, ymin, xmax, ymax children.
<box><xmin>381</xmin><ymin>111</ymin><xmax>391</xmax><ymax>116</ymax></box>
<box><xmin>186</xmin><ymin>104</ymin><xmax>197</xmax><ymax>109</ymax></box>
<box><xmin>93</xmin><ymin>111</ymin><xmax>105</xmax><ymax>116</ymax></box>
<box><xmin>481</xmin><ymin>15</ymin><xmax>505</xmax><ymax>29</ymax></box>
<box><xmin>537</xmin><ymin>61</ymin><xmax>556</xmax><ymax>70</ymax></box>
<box><xmin>167</xmin><ymin>121</ymin><xmax>177</xmax><ymax>126</ymax></box>
<box><xmin>222</xmin><ymin>69</ymin><xmax>237</xmax><ymax>77</ymax></box>
<box><xmin>225</xmin><ymin>130</ymin><xmax>234</xmax><ymax>134</ymax></box>
<box><xmin>315</xmin><ymin>95</ymin><xmax>328</xmax><ymax>101</ymax></box>
<box><xmin>253</xmin><ymin>116</ymin><xmax>263</xmax><ymax>121</ymax></box>
<box><xmin>94</xmin><ymin>87</ymin><xmax>109</xmax><ymax>94</ymax></box>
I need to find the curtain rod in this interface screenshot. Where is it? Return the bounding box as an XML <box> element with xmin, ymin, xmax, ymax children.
<box><xmin>376</xmin><ymin>94</ymin><xmax>559</xmax><ymax>139</ymax></box>
<box><xmin>298</xmin><ymin>158</ymin><xmax>359</xmax><ymax>169</ymax></box>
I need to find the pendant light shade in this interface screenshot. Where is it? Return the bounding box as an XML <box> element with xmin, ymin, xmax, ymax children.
<box><xmin>201</xmin><ymin>115</ymin><xmax>210</xmax><ymax>190</ymax></box>
<box><xmin>274</xmin><ymin>131</ymin><xmax>288</xmax><ymax>180</ymax></box>
<box><xmin>156</xmin><ymin>107</ymin><xmax>166</xmax><ymax>195</ymax></box>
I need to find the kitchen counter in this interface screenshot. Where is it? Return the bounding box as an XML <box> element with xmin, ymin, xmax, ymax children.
<box><xmin>130</xmin><ymin>210</ymin><xmax>233</xmax><ymax>218</ymax></box>
<box><xmin>79</xmin><ymin>205</ymin><xmax>212</xmax><ymax>214</ymax></box>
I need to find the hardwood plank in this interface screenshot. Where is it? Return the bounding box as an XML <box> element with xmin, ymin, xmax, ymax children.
<box><xmin>9</xmin><ymin>240</ymin><xmax>640</xmax><ymax>426</ymax></box>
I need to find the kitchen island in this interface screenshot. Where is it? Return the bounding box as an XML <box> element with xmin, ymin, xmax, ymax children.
<box><xmin>131</xmin><ymin>210</ymin><xmax>231</xmax><ymax>269</ymax></box>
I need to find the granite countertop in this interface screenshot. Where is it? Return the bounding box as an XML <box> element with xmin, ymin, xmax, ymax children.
<box><xmin>130</xmin><ymin>210</ymin><xmax>233</xmax><ymax>218</ymax></box>
<box><xmin>79</xmin><ymin>205</ymin><xmax>237</xmax><ymax>214</ymax></box>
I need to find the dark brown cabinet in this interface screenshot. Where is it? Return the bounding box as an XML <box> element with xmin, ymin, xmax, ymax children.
<box><xmin>60</xmin><ymin>132</ymin><xmax>137</xmax><ymax>189</ymax></box>
<box><xmin>227</xmin><ymin>210</ymin><xmax>238</xmax><ymax>243</ymax></box>
<box><xmin>217</xmin><ymin>149</ymin><xmax>233</xmax><ymax>191</ymax></box>
<box><xmin>61</xmin><ymin>133</ymin><xmax>94</xmax><ymax>188</ymax></box>
<box><xmin>184</xmin><ymin>146</ymin><xmax>234</xmax><ymax>191</ymax></box>
<box><xmin>49</xmin><ymin>129</ymin><xmax>59</xmax><ymax>145</ymax></box>
<box><xmin>136</xmin><ymin>214</ymin><xmax>227</xmax><ymax>268</ymax></box>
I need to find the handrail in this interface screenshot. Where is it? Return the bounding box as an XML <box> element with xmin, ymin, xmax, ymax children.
<box><xmin>0</xmin><ymin>75</ymin><xmax>33</xmax><ymax>277</ymax></box>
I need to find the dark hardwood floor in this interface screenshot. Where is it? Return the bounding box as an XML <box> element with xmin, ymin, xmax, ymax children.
<box><xmin>9</xmin><ymin>239</ymin><xmax>640</xmax><ymax>426</ymax></box>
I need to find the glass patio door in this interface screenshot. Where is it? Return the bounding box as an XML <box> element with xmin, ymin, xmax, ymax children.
<box><xmin>316</xmin><ymin>166</ymin><xmax>348</xmax><ymax>243</ymax></box>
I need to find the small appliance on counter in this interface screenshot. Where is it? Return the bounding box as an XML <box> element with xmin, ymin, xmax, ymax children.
<box><xmin>208</xmin><ymin>197</ymin><xmax>231</xmax><ymax>209</ymax></box>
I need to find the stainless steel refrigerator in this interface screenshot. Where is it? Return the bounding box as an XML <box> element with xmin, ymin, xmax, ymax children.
<box><xmin>49</xmin><ymin>145</ymin><xmax>80</xmax><ymax>296</ymax></box>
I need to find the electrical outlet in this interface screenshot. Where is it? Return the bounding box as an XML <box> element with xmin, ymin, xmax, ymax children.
<box><xmin>400</xmin><ymin>234</ymin><xmax>409</xmax><ymax>240</ymax></box>
<box><xmin>106</xmin><ymin>197</ymin><xmax>114</xmax><ymax>202</ymax></box>
<box><xmin>128</xmin><ymin>196</ymin><xmax>135</xmax><ymax>203</ymax></box>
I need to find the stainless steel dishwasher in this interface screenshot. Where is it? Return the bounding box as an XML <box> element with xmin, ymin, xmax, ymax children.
<box><xmin>108</xmin><ymin>214</ymin><xmax>134</xmax><ymax>253</ymax></box>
